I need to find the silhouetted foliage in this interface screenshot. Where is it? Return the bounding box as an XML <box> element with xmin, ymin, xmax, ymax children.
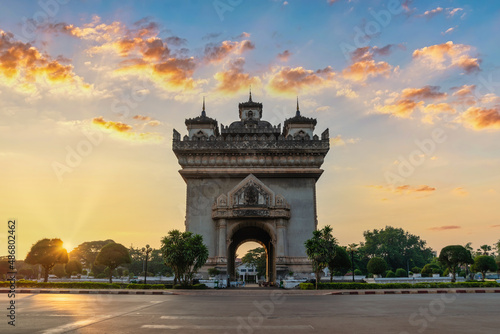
<box><xmin>25</xmin><ymin>238</ymin><xmax>69</xmax><ymax>282</ymax></box>
<box><xmin>95</xmin><ymin>243</ymin><xmax>131</xmax><ymax>283</ymax></box>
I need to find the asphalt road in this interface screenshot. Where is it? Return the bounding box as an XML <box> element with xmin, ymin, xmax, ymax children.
<box><xmin>1</xmin><ymin>290</ymin><xmax>498</xmax><ymax>333</ymax></box>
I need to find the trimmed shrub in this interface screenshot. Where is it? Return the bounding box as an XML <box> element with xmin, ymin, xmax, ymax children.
<box><xmin>354</xmin><ymin>269</ymin><xmax>362</xmax><ymax>275</ymax></box>
<box><xmin>385</xmin><ymin>270</ymin><xmax>396</xmax><ymax>278</ymax></box>
<box><xmin>367</xmin><ymin>257</ymin><xmax>387</xmax><ymax>276</ymax></box>
<box><xmin>395</xmin><ymin>268</ymin><xmax>407</xmax><ymax>277</ymax></box>
<box><xmin>299</xmin><ymin>283</ymin><xmax>315</xmax><ymax>290</ymax></box>
<box><xmin>126</xmin><ymin>284</ymin><xmax>167</xmax><ymax>289</ymax></box>
<box><xmin>412</xmin><ymin>267</ymin><xmax>422</xmax><ymax>274</ymax></box>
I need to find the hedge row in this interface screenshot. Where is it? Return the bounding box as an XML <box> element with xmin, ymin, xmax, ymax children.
<box><xmin>0</xmin><ymin>281</ymin><xmax>208</xmax><ymax>290</ymax></box>
<box><xmin>126</xmin><ymin>284</ymin><xmax>173</xmax><ymax>289</ymax></box>
<box><xmin>0</xmin><ymin>281</ymin><xmax>122</xmax><ymax>289</ymax></box>
<box><xmin>299</xmin><ymin>281</ymin><xmax>500</xmax><ymax>290</ymax></box>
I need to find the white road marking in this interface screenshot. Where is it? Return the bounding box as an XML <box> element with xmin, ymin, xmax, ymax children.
<box><xmin>143</xmin><ymin>325</ymin><xmax>314</xmax><ymax>330</ymax></box>
<box><xmin>40</xmin><ymin>317</ymin><xmax>110</xmax><ymax>334</ymax></box>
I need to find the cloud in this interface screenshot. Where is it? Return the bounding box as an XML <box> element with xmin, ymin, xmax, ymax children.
<box><xmin>92</xmin><ymin>116</ymin><xmax>162</xmax><ymax>142</ymax></box>
<box><xmin>0</xmin><ymin>30</ymin><xmax>86</xmax><ymax>88</ymax></box>
<box><xmin>203</xmin><ymin>40</ymin><xmax>255</xmax><ymax>64</ymax></box>
<box><xmin>133</xmin><ymin>115</ymin><xmax>151</xmax><ymax>121</ymax></box>
<box><xmin>48</xmin><ymin>17</ymin><xmax>198</xmax><ymax>91</ymax></box>
<box><xmin>330</xmin><ymin>135</ymin><xmax>360</xmax><ymax>146</ymax></box>
<box><xmin>452</xmin><ymin>187</ymin><xmax>469</xmax><ymax>196</ymax></box>
<box><xmin>277</xmin><ymin>50</ymin><xmax>291</xmax><ymax>62</ymax></box>
<box><xmin>412</xmin><ymin>41</ymin><xmax>480</xmax><ymax>73</ymax></box>
<box><xmin>419</xmin><ymin>7</ymin><xmax>443</xmax><ymax>19</ymax></box>
<box><xmin>421</xmin><ymin>103</ymin><xmax>456</xmax><ymax>124</ymax></box>
<box><xmin>428</xmin><ymin>225</ymin><xmax>461</xmax><ymax>231</ymax></box>
<box><xmin>442</xmin><ymin>27</ymin><xmax>457</xmax><ymax>35</ymax></box>
<box><xmin>369</xmin><ymin>184</ymin><xmax>436</xmax><ymax>194</ymax></box>
<box><xmin>490</xmin><ymin>224</ymin><xmax>500</xmax><ymax>228</ymax></box>
<box><xmin>460</xmin><ymin>106</ymin><xmax>500</xmax><ymax>130</ymax></box>
<box><xmin>401</xmin><ymin>86</ymin><xmax>447</xmax><ymax>100</ymax></box>
<box><xmin>214</xmin><ymin>58</ymin><xmax>259</xmax><ymax>94</ymax></box>
<box><xmin>446</xmin><ymin>8</ymin><xmax>463</xmax><ymax>17</ymax></box>
<box><xmin>267</xmin><ymin>65</ymin><xmax>335</xmax><ymax>95</ymax></box>
<box><xmin>374</xmin><ymin>99</ymin><xmax>424</xmax><ymax>118</ymax></box>
<box><xmin>452</xmin><ymin>84</ymin><xmax>476</xmax><ymax>97</ymax></box>
<box><xmin>342</xmin><ymin>46</ymin><xmax>393</xmax><ymax>82</ymax></box>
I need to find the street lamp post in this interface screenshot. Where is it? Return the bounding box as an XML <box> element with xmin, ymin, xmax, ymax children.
<box><xmin>142</xmin><ymin>244</ymin><xmax>153</xmax><ymax>285</ymax></box>
<box><xmin>347</xmin><ymin>243</ymin><xmax>358</xmax><ymax>283</ymax></box>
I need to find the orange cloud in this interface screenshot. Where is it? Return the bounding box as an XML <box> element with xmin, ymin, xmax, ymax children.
<box><xmin>422</xmin><ymin>103</ymin><xmax>456</xmax><ymax>124</ymax></box>
<box><xmin>401</xmin><ymin>86</ymin><xmax>447</xmax><ymax>100</ymax></box>
<box><xmin>369</xmin><ymin>184</ymin><xmax>436</xmax><ymax>194</ymax></box>
<box><xmin>0</xmin><ymin>30</ymin><xmax>80</xmax><ymax>85</ymax></box>
<box><xmin>133</xmin><ymin>115</ymin><xmax>151</xmax><ymax>121</ymax></box>
<box><xmin>214</xmin><ymin>58</ymin><xmax>259</xmax><ymax>94</ymax></box>
<box><xmin>277</xmin><ymin>50</ymin><xmax>292</xmax><ymax>62</ymax></box>
<box><xmin>428</xmin><ymin>225</ymin><xmax>461</xmax><ymax>231</ymax></box>
<box><xmin>267</xmin><ymin>65</ymin><xmax>335</xmax><ymax>95</ymax></box>
<box><xmin>342</xmin><ymin>46</ymin><xmax>393</xmax><ymax>82</ymax></box>
<box><xmin>204</xmin><ymin>40</ymin><xmax>255</xmax><ymax>64</ymax></box>
<box><xmin>330</xmin><ymin>135</ymin><xmax>360</xmax><ymax>146</ymax></box>
<box><xmin>412</xmin><ymin>41</ymin><xmax>480</xmax><ymax>73</ymax></box>
<box><xmin>460</xmin><ymin>106</ymin><xmax>500</xmax><ymax>130</ymax></box>
<box><xmin>92</xmin><ymin>116</ymin><xmax>132</xmax><ymax>132</ymax></box>
<box><xmin>92</xmin><ymin>116</ymin><xmax>162</xmax><ymax>142</ymax></box>
<box><xmin>374</xmin><ymin>99</ymin><xmax>424</xmax><ymax>118</ymax></box>
<box><xmin>452</xmin><ymin>84</ymin><xmax>475</xmax><ymax>97</ymax></box>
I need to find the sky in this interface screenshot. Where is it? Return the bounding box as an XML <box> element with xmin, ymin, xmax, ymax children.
<box><xmin>1</xmin><ymin>0</ymin><xmax>499</xmax><ymax>259</ymax></box>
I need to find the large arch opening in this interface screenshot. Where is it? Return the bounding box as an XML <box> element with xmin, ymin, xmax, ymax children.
<box><xmin>227</xmin><ymin>223</ymin><xmax>276</xmax><ymax>283</ymax></box>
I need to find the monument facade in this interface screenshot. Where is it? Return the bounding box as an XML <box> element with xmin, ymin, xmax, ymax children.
<box><xmin>172</xmin><ymin>94</ymin><xmax>330</xmax><ymax>282</ymax></box>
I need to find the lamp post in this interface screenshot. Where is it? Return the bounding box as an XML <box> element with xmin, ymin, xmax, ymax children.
<box><xmin>142</xmin><ymin>244</ymin><xmax>153</xmax><ymax>284</ymax></box>
<box><xmin>347</xmin><ymin>243</ymin><xmax>358</xmax><ymax>282</ymax></box>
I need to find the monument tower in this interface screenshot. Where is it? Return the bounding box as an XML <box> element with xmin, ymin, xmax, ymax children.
<box><xmin>172</xmin><ymin>93</ymin><xmax>330</xmax><ymax>282</ymax></box>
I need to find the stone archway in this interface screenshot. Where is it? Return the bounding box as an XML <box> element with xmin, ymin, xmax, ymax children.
<box><xmin>227</xmin><ymin>223</ymin><xmax>275</xmax><ymax>283</ymax></box>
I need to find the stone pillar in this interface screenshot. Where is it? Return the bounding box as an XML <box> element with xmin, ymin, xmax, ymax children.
<box><xmin>217</xmin><ymin>219</ymin><xmax>227</xmax><ymax>258</ymax></box>
<box><xmin>276</xmin><ymin>218</ymin><xmax>287</xmax><ymax>257</ymax></box>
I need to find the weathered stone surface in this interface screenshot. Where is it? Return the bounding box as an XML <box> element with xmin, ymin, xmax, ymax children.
<box><xmin>173</xmin><ymin>95</ymin><xmax>330</xmax><ymax>282</ymax></box>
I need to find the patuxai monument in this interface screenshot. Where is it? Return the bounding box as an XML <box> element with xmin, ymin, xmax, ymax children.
<box><xmin>172</xmin><ymin>93</ymin><xmax>330</xmax><ymax>283</ymax></box>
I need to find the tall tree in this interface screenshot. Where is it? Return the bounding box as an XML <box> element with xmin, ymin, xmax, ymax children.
<box><xmin>95</xmin><ymin>243</ymin><xmax>131</xmax><ymax>283</ymax></box>
<box><xmin>241</xmin><ymin>247</ymin><xmax>266</xmax><ymax>279</ymax></box>
<box><xmin>327</xmin><ymin>246</ymin><xmax>351</xmax><ymax>282</ymax></box>
<box><xmin>473</xmin><ymin>255</ymin><xmax>498</xmax><ymax>281</ymax></box>
<box><xmin>70</xmin><ymin>240</ymin><xmax>114</xmax><ymax>272</ymax></box>
<box><xmin>360</xmin><ymin>226</ymin><xmax>433</xmax><ymax>270</ymax></box>
<box><xmin>161</xmin><ymin>230</ymin><xmax>209</xmax><ymax>285</ymax></box>
<box><xmin>25</xmin><ymin>238</ymin><xmax>69</xmax><ymax>282</ymax></box>
<box><xmin>477</xmin><ymin>245</ymin><xmax>492</xmax><ymax>256</ymax></box>
<box><xmin>305</xmin><ymin>225</ymin><xmax>337</xmax><ymax>289</ymax></box>
<box><xmin>66</xmin><ymin>259</ymin><xmax>83</xmax><ymax>276</ymax></box>
<box><xmin>438</xmin><ymin>245</ymin><xmax>473</xmax><ymax>282</ymax></box>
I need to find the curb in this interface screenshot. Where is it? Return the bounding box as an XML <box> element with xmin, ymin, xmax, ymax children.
<box><xmin>327</xmin><ymin>289</ymin><xmax>500</xmax><ymax>295</ymax></box>
<box><xmin>0</xmin><ymin>289</ymin><xmax>176</xmax><ymax>295</ymax></box>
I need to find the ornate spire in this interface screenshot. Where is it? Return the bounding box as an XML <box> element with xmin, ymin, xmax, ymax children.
<box><xmin>296</xmin><ymin>96</ymin><xmax>300</xmax><ymax>116</ymax></box>
<box><xmin>249</xmin><ymin>86</ymin><xmax>252</xmax><ymax>102</ymax></box>
<box><xmin>201</xmin><ymin>96</ymin><xmax>206</xmax><ymax>117</ymax></box>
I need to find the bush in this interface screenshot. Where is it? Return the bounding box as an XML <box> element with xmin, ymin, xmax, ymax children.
<box><xmin>299</xmin><ymin>283</ymin><xmax>315</xmax><ymax>290</ymax></box>
<box><xmin>96</xmin><ymin>273</ymin><xmax>107</xmax><ymax>279</ymax></box>
<box><xmin>82</xmin><ymin>270</ymin><xmax>87</xmax><ymax>275</ymax></box>
<box><xmin>395</xmin><ymin>268</ymin><xmax>407</xmax><ymax>277</ymax></box>
<box><xmin>385</xmin><ymin>270</ymin><xmax>396</xmax><ymax>278</ymax></box>
<box><xmin>354</xmin><ymin>269</ymin><xmax>362</xmax><ymax>275</ymax></box>
<box><xmin>298</xmin><ymin>281</ymin><xmax>500</xmax><ymax>290</ymax></box>
<box><xmin>412</xmin><ymin>267</ymin><xmax>422</xmax><ymax>274</ymax></box>
<box><xmin>126</xmin><ymin>284</ymin><xmax>167</xmax><ymax>289</ymax></box>
<box><xmin>367</xmin><ymin>257</ymin><xmax>388</xmax><ymax>276</ymax></box>
<box><xmin>0</xmin><ymin>281</ymin><xmax>121</xmax><ymax>289</ymax></box>
<box><xmin>173</xmin><ymin>283</ymin><xmax>207</xmax><ymax>289</ymax></box>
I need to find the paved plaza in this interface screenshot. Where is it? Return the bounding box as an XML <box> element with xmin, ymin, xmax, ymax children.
<box><xmin>1</xmin><ymin>289</ymin><xmax>498</xmax><ymax>333</ymax></box>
